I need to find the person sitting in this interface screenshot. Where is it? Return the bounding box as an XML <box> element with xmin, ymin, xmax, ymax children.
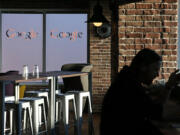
<box><xmin>100</xmin><ymin>48</ymin><xmax>180</xmax><ymax>135</ymax></box>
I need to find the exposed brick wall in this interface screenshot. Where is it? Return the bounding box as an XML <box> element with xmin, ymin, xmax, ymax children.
<box><xmin>90</xmin><ymin>0</ymin><xmax>178</xmax><ymax>112</ymax></box>
<box><xmin>89</xmin><ymin>1</ymin><xmax>112</xmax><ymax>112</ymax></box>
<box><xmin>118</xmin><ymin>0</ymin><xmax>178</xmax><ymax>80</ymax></box>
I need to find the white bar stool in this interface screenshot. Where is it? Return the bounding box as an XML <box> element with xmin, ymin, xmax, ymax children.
<box><xmin>20</xmin><ymin>97</ymin><xmax>48</xmax><ymax>135</ymax></box>
<box><xmin>4</xmin><ymin>96</ymin><xmax>15</xmax><ymax>135</ymax></box>
<box><xmin>56</xmin><ymin>93</ymin><xmax>79</xmax><ymax>135</ymax></box>
<box><xmin>24</xmin><ymin>90</ymin><xmax>49</xmax><ymax>120</ymax></box>
<box><xmin>24</xmin><ymin>90</ymin><xmax>49</xmax><ymax>108</ymax></box>
<box><xmin>67</xmin><ymin>91</ymin><xmax>94</xmax><ymax>135</ymax></box>
<box><xmin>5</xmin><ymin>100</ymin><xmax>34</xmax><ymax>135</ymax></box>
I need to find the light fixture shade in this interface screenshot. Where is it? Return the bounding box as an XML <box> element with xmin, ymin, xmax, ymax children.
<box><xmin>86</xmin><ymin>2</ymin><xmax>109</xmax><ymax>26</ymax></box>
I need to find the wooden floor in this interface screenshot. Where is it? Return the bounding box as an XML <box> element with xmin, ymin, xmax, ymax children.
<box><xmin>55</xmin><ymin>113</ymin><xmax>101</xmax><ymax>135</ymax></box>
<box><xmin>54</xmin><ymin>112</ymin><xmax>180</xmax><ymax>135</ymax></box>
<box><xmin>33</xmin><ymin>112</ymin><xmax>180</xmax><ymax>135</ymax></box>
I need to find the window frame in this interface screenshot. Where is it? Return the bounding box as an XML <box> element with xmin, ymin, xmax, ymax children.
<box><xmin>0</xmin><ymin>9</ymin><xmax>89</xmax><ymax>72</ymax></box>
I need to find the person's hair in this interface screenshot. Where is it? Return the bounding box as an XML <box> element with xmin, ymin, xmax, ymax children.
<box><xmin>130</xmin><ymin>48</ymin><xmax>162</xmax><ymax>71</ymax></box>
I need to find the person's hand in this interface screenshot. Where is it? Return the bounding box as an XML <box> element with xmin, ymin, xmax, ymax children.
<box><xmin>165</xmin><ymin>69</ymin><xmax>180</xmax><ymax>90</ymax></box>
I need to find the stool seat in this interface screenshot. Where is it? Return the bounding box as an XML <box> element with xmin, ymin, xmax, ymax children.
<box><xmin>24</xmin><ymin>90</ymin><xmax>49</xmax><ymax>109</ymax></box>
<box><xmin>5</xmin><ymin>96</ymin><xmax>15</xmax><ymax>102</ymax></box>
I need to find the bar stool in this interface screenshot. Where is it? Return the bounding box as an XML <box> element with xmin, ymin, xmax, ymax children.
<box><xmin>24</xmin><ymin>90</ymin><xmax>49</xmax><ymax>113</ymax></box>
<box><xmin>20</xmin><ymin>97</ymin><xmax>48</xmax><ymax>135</ymax></box>
<box><xmin>4</xmin><ymin>96</ymin><xmax>15</xmax><ymax>135</ymax></box>
<box><xmin>5</xmin><ymin>100</ymin><xmax>34</xmax><ymax>135</ymax></box>
<box><xmin>67</xmin><ymin>91</ymin><xmax>94</xmax><ymax>135</ymax></box>
<box><xmin>38</xmin><ymin>88</ymin><xmax>60</xmax><ymax>123</ymax></box>
<box><xmin>56</xmin><ymin>93</ymin><xmax>78</xmax><ymax>135</ymax></box>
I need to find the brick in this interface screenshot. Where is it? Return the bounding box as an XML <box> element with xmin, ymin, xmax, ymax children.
<box><xmin>119</xmin><ymin>33</ymin><xmax>125</xmax><ymax>38</ymax></box>
<box><xmin>126</xmin><ymin>10</ymin><xmax>144</xmax><ymax>15</ymax></box>
<box><xmin>143</xmin><ymin>10</ymin><xmax>160</xmax><ymax>15</ymax></box>
<box><xmin>163</xmin><ymin>33</ymin><xmax>177</xmax><ymax>38</ymax></box>
<box><xmin>136</xmin><ymin>3</ymin><xmax>153</xmax><ymax>9</ymax></box>
<box><xmin>120</xmin><ymin>50</ymin><xmax>137</xmax><ymax>55</ymax></box>
<box><xmin>126</xmin><ymin>33</ymin><xmax>143</xmax><ymax>38</ymax></box>
<box><xmin>119</xmin><ymin>39</ymin><xmax>134</xmax><ymax>44</ymax></box>
<box><xmin>135</xmin><ymin>45</ymin><xmax>145</xmax><ymax>50</ymax></box>
<box><xmin>162</xmin><ymin>62</ymin><xmax>177</xmax><ymax>67</ymax></box>
<box><xmin>154</xmin><ymin>28</ymin><xmax>170</xmax><ymax>33</ymax></box>
<box><xmin>134</xmin><ymin>28</ymin><xmax>153</xmax><ymax>32</ymax></box>
<box><xmin>119</xmin><ymin>15</ymin><xmax>135</xmax><ymax>21</ymax></box>
<box><xmin>145</xmin><ymin>33</ymin><xmax>161</xmax><ymax>38</ymax></box>
<box><xmin>170</xmin><ymin>28</ymin><xmax>178</xmax><ymax>32</ymax></box>
<box><xmin>153</xmin><ymin>3</ymin><xmax>172</xmax><ymax>9</ymax></box>
<box><xmin>126</xmin><ymin>21</ymin><xmax>143</xmax><ymax>27</ymax></box>
<box><xmin>163</xmin><ymin>10</ymin><xmax>178</xmax><ymax>15</ymax></box>
<box><xmin>162</xmin><ymin>50</ymin><xmax>177</xmax><ymax>55</ymax></box>
<box><xmin>153</xmin><ymin>16</ymin><xmax>173</xmax><ymax>21</ymax></box>
<box><xmin>164</xmin><ymin>21</ymin><xmax>178</xmax><ymax>27</ymax></box>
<box><xmin>119</xmin><ymin>27</ymin><xmax>134</xmax><ymax>32</ymax></box>
<box><xmin>145</xmin><ymin>45</ymin><xmax>162</xmax><ymax>50</ymax></box>
<box><xmin>119</xmin><ymin>3</ymin><xmax>135</xmax><ymax>9</ymax></box>
<box><xmin>135</xmin><ymin>38</ymin><xmax>152</xmax><ymax>44</ymax></box>
<box><xmin>172</xmin><ymin>4</ymin><xmax>178</xmax><ymax>9</ymax></box>
<box><xmin>164</xmin><ymin>0</ymin><xmax>177</xmax><ymax>3</ymax></box>
<box><xmin>153</xmin><ymin>39</ymin><xmax>169</xmax><ymax>44</ymax></box>
<box><xmin>169</xmin><ymin>39</ymin><xmax>177</xmax><ymax>44</ymax></box>
<box><xmin>144</xmin><ymin>22</ymin><xmax>161</xmax><ymax>27</ymax></box>
<box><xmin>136</xmin><ymin>16</ymin><xmax>153</xmax><ymax>21</ymax></box>
<box><xmin>166</xmin><ymin>45</ymin><xmax>177</xmax><ymax>49</ymax></box>
<box><xmin>162</xmin><ymin>56</ymin><xmax>177</xmax><ymax>61</ymax></box>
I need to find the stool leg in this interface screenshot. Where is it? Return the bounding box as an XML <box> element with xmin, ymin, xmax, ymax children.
<box><xmin>57</xmin><ymin>100</ymin><xmax>63</xmax><ymax>122</ymax></box>
<box><xmin>23</xmin><ymin>109</ymin><xmax>27</xmax><ymax>132</ymax></box>
<box><xmin>39</xmin><ymin>106</ymin><xmax>42</xmax><ymax>126</ymax></box>
<box><xmin>59</xmin><ymin>101</ymin><xmax>63</xmax><ymax>121</ymax></box>
<box><xmin>9</xmin><ymin>109</ymin><xmax>13</xmax><ymax>135</ymax></box>
<box><xmin>63</xmin><ymin>98</ymin><xmax>69</xmax><ymax>135</ymax></box>
<box><xmin>87</xmin><ymin>96</ymin><xmax>95</xmax><ymax>135</ymax></box>
<box><xmin>27</xmin><ymin>107</ymin><xmax>34</xmax><ymax>135</ymax></box>
<box><xmin>55</xmin><ymin>101</ymin><xmax>58</xmax><ymax>122</ymax></box>
<box><xmin>78</xmin><ymin>95</ymin><xmax>83</xmax><ymax>135</ymax></box>
<box><xmin>33</xmin><ymin>101</ymin><xmax>39</xmax><ymax>135</ymax></box>
<box><xmin>72</xmin><ymin>98</ymin><xmax>79</xmax><ymax>135</ymax></box>
<box><xmin>42</xmin><ymin>103</ymin><xmax>48</xmax><ymax>133</ymax></box>
<box><xmin>4</xmin><ymin>111</ymin><xmax>6</xmax><ymax>133</ymax></box>
<box><xmin>16</xmin><ymin>103</ymin><xmax>22</xmax><ymax>135</ymax></box>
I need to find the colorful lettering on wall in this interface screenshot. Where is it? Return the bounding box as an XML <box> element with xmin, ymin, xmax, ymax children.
<box><xmin>5</xmin><ymin>28</ymin><xmax>84</xmax><ymax>41</ymax></box>
<box><xmin>6</xmin><ymin>28</ymin><xmax>38</xmax><ymax>40</ymax></box>
<box><xmin>50</xmin><ymin>29</ymin><xmax>83</xmax><ymax>41</ymax></box>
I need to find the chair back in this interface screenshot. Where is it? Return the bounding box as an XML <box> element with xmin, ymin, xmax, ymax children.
<box><xmin>61</xmin><ymin>63</ymin><xmax>93</xmax><ymax>93</ymax></box>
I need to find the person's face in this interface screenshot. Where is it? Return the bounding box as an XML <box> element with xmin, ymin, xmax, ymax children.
<box><xmin>141</xmin><ymin>61</ymin><xmax>161</xmax><ymax>85</ymax></box>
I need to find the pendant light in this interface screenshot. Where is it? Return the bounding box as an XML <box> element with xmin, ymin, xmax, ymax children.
<box><xmin>86</xmin><ymin>0</ymin><xmax>109</xmax><ymax>27</ymax></box>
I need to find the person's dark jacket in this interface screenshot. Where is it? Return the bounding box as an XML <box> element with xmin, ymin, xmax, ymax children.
<box><xmin>100</xmin><ymin>66</ymin><xmax>164</xmax><ymax>135</ymax></box>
